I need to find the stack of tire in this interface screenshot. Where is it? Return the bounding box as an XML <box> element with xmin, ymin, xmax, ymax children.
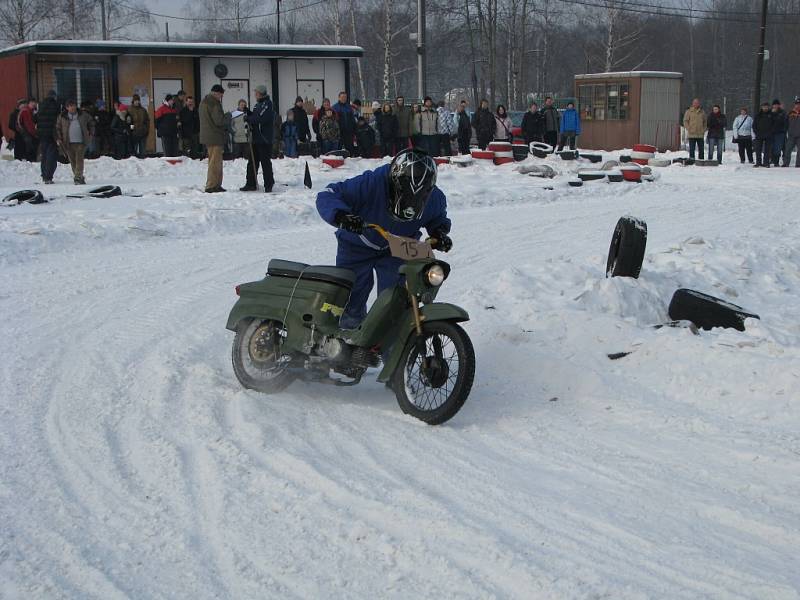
<box><xmin>471</xmin><ymin>148</ymin><xmax>495</xmax><ymax>162</ymax></box>
<box><xmin>489</xmin><ymin>141</ymin><xmax>514</xmax><ymax>165</ymax></box>
<box><xmin>605</xmin><ymin>216</ymin><xmax>760</xmax><ymax>332</ymax></box>
<box><xmin>630</xmin><ymin>143</ymin><xmax>656</xmax><ymax>165</ymax></box>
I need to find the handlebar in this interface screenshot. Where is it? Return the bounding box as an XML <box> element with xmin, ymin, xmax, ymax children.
<box><xmin>365</xmin><ymin>223</ymin><xmax>438</xmax><ymax>248</ymax></box>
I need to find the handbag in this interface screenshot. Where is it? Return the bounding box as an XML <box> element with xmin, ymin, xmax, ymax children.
<box><xmin>733</xmin><ymin>117</ymin><xmax>752</xmax><ymax>144</ymax></box>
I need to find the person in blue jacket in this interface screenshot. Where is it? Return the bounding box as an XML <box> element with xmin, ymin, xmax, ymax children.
<box><xmin>316</xmin><ymin>148</ymin><xmax>452</xmax><ymax>329</ymax></box>
<box><xmin>241</xmin><ymin>85</ymin><xmax>275</xmax><ymax>192</ymax></box>
<box><xmin>558</xmin><ymin>101</ymin><xmax>581</xmax><ymax>151</ymax></box>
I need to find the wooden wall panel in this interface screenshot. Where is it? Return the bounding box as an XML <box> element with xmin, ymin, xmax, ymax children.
<box><xmin>118</xmin><ymin>55</ymin><xmax>195</xmax><ymax>152</ymax></box>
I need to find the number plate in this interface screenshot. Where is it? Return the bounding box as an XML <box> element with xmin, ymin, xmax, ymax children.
<box><xmin>386</xmin><ymin>233</ymin><xmax>434</xmax><ymax>260</ymax></box>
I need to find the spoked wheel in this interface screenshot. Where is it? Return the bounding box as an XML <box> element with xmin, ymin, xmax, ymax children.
<box><xmin>232</xmin><ymin>319</ymin><xmax>295</xmax><ymax>393</ymax></box>
<box><xmin>392</xmin><ymin>321</ymin><xmax>475</xmax><ymax>425</ymax></box>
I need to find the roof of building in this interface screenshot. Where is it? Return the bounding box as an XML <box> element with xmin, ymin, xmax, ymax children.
<box><xmin>0</xmin><ymin>40</ymin><xmax>363</xmax><ymax>59</ymax></box>
<box><xmin>575</xmin><ymin>71</ymin><xmax>683</xmax><ymax>81</ymax></box>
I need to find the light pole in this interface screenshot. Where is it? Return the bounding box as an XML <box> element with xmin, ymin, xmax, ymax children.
<box><xmin>417</xmin><ymin>0</ymin><xmax>426</xmax><ymax>100</ymax></box>
<box><xmin>753</xmin><ymin>0</ymin><xmax>768</xmax><ymax>111</ymax></box>
<box><xmin>277</xmin><ymin>0</ymin><xmax>281</xmax><ymax>44</ymax></box>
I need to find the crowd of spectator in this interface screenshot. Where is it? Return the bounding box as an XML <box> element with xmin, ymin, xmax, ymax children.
<box><xmin>5</xmin><ymin>86</ymin><xmax>798</xmax><ymax>188</ymax></box>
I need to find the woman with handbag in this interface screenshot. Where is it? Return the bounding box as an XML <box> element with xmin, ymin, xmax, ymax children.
<box><xmin>732</xmin><ymin>107</ymin><xmax>754</xmax><ymax>164</ymax></box>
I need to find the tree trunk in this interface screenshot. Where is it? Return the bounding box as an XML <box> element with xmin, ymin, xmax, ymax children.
<box><xmin>383</xmin><ymin>0</ymin><xmax>392</xmax><ymax>100</ymax></box>
<box><xmin>334</xmin><ymin>0</ymin><xmax>342</xmax><ymax>45</ymax></box>
<box><xmin>349</xmin><ymin>0</ymin><xmax>366</xmax><ymax>101</ymax></box>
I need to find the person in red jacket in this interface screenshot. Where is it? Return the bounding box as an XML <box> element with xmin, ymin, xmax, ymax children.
<box><xmin>154</xmin><ymin>94</ymin><xmax>179</xmax><ymax>157</ymax></box>
<box><xmin>17</xmin><ymin>98</ymin><xmax>38</xmax><ymax>161</ymax></box>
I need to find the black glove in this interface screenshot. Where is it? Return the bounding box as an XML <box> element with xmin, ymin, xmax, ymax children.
<box><xmin>431</xmin><ymin>230</ymin><xmax>453</xmax><ymax>252</ymax></box>
<box><xmin>335</xmin><ymin>212</ymin><xmax>364</xmax><ymax>234</ymax></box>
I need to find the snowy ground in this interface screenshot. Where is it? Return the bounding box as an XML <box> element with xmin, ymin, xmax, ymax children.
<box><xmin>1</xmin><ymin>151</ymin><xmax>799</xmax><ymax>599</ymax></box>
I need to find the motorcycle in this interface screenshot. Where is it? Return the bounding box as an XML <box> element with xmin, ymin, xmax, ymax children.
<box><xmin>226</xmin><ymin>224</ymin><xmax>475</xmax><ymax>425</ymax></box>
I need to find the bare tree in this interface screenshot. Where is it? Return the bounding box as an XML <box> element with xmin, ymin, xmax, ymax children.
<box><xmin>0</xmin><ymin>0</ymin><xmax>52</xmax><ymax>44</ymax></box>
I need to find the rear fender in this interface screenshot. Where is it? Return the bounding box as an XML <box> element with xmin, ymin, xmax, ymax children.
<box><xmin>376</xmin><ymin>302</ymin><xmax>469</xmax><ymax>382</ymax></box>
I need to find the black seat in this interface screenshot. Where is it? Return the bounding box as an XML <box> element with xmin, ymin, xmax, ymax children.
<box><xmin>267</xmin><ymin>259</ymin><xmax>355</xmax><ymax>289</ymax></box>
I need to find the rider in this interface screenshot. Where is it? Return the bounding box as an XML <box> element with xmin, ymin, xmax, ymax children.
<box><xmin>316</xmin><ymin>149</ymin><xmax>453</xmax><ymax>329</ymax></box>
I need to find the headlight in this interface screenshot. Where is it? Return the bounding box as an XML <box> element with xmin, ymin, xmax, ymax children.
<box><xmin>426</xmin><ymin>264</ymin><xmax>446</xmax><ymax>287</ymax></box>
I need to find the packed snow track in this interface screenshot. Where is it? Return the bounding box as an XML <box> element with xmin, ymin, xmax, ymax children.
<box><xmin>1</xmin><ymin>154</ymin><xmax>799</xmax><ymax>599</ymax></box>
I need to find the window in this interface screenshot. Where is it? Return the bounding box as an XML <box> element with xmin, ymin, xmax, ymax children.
<box><xmin>55</xmin><ymin>69</ymin><xmax>78</xmax><ymax>103</ymax></box>
<box><xmin>54</xmin><ymin>67</ymin><xmax>105</xmax><ymax>104</ymax></box>
<box><xmin>577</xmin><ymin>81</ymin><xmax>630</xmax><ymax>121</ymax></box>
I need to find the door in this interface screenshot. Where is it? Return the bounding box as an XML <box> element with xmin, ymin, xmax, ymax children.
<box><xmin>221</xmin><ymin>79</ymin><xmax>250</xmax><ymax>113</ymax></box>
<box><xmin>152</xmin><ymin>78</ymin><xmax>183</xmax><ymax>153</ymax></box>
<box><xmin>297</xmin><ymin>80</ymin><xmax>324</xmax><ymax>114</ymax></box>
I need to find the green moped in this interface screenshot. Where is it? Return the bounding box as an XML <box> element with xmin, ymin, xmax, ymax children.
<box><xmin>226</xmin><ymin>224</ymin><xmax>475</xmax><ymax>425</ymax></box>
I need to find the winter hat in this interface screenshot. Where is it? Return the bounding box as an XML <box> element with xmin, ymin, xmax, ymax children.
<box><xmin>372</xmin><ymin>101</ymin><xmax>380</xmax><ymax>110</ymax></box>
<box><xmin>254</xmin><ymin>85</ymin><xmax>268</xmax><ymax>95</ymax></box>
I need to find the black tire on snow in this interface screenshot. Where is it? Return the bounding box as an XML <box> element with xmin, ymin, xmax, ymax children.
<box><xmin>606</xmin><ymin>216</ymin><xmax>647</xmax><ymax>278</ymax></box>
<box><xmin>391</xmin><ymin>321</ymin><xmax>475</xmax><ymax>425</ymax></box>
<box><xmin>88</xmin><ymin>185</ymin><xmax>122</xmax><ymax>198</ymax></box>
<box><xmin>667</xmin><ymin>289</ymin><xmax>759</xmax><ymax>331</ymax></box>
<box><xmin>2</xmin><ymin>189</ymin><xmax>45</xmax><ymax>204</ymax></box>
<box><xmin>232</xmin><ymin>318</ymin><xmax>295</xmax><ymax>393</ymax></box>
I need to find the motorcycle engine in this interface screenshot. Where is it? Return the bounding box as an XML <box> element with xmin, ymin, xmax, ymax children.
<box><xmin>318</xmin><ymin>337</ymin><xmax>350</xmax><ymax>363</ymax></box>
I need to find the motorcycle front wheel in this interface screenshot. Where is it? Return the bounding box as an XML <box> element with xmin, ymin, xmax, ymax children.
<box><xmin>392</xmin><ymin>321</ymin><xmax>475</xmax><ymax>425</ymax></box>
<box><xmin>232</xmin><ymin>318</ymin><xmax>295</xmax><ymax>394</ymax></box>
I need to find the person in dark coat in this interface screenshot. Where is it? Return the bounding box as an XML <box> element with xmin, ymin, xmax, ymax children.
<box><xmin>242</xmin><ymin>85</ymin><xmax>275</xmax><ymax>192</ymax></box>
<box><xmin>36</xmin><ymin>90</ymin><xmax>60</xmax><ymax>183</ymax></box>
<box><xmin>770</xmin><ymin>99</ymin><xmax>788</xmax><ymax>166</ymax></box>
<box><xmin>471</xmin><ymin>99</ymin><xmax>495</xmax><ymax>150</ymax></box>
<box><xmin>456</xmin><ymin>100</ymin><xmax>471</xmax><ymax>154</ymax></box>
<box><xmin>281</xmin><ymin>110</ymin><xmax>300</xmax><ymax>158</ymax></box>
<box><xmin>110</xmin><ymin>104</ymin><xmax>132</xmax><ymax>159</ymax></box>
<box><xmin>332</xmin><ymin>91</ymin><xmax>356</xmax><ymax>155</ymax></box>
<box><xmin>95</xmin><ymin>100</ymin><xmax>113</xmax><ymax>157</ymax></box>
<box><xmin>355</xmin><ymin>116</ymin><xmax>376</xmax><ymax>158</ymax></box>
<box><xmin>541</xmin><ymin>96</ymin><xmax>560</xmax><ymax>148</ymax></box>
<box><xmin>706</xmin><ymin>104</ymin><xmax>727</xmax><ymax>163</ymax></box>
<box><xmin>521</xmin><ymin>101</ymin><xmax>544</xmax><ymax>145</ymax></box>
<box><xmin>753</xmin><ymin>102</ymin><xmax>775</xmax><ymax>168</ymax></box>
<box><xmin>376</xmin><ymin>102</ymin><xmax>398</xmax><ymax>157</ymax></box>
<box><xmin>178</xmin><ymin>96</ymin><xmax>200</xmax><ymax>158</ymax></box>
<box><xmin>155</xmin><ymin>94</ymin><xmax>179</xmax><ymax>157</ymax></box>
<box><xmin>290</xmin><ymin>96</ymin><xmax>311</xmax><ymax>151</ymax></box>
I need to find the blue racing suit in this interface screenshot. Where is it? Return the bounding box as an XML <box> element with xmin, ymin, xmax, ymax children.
<box><xmin>316</xmin><ymin>163</ymin><xmax>451</xmax><ymax>329</ymax></box>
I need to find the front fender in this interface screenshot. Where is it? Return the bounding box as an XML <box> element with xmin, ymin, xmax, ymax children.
<box><xmin>376</xmin><ymin>302</ymin><xmax>470</xmax><ymax>382</ymax></box>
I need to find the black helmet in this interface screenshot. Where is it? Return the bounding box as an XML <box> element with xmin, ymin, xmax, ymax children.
<box><xmin>387</xmin><ymin>148</ymin><xmax>437</xmax><ymax>221</ymax></box>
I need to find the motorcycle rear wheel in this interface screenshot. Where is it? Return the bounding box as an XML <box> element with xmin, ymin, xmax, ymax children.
<box><xmin>392</xmin><ymin>321</ymin><xmax>475</xmax><ymax>425</ymax></box>
<box><xmin>232</xmin><ymin>318</ymin><xmax>295</xmax><ymax>394</ymax></box>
